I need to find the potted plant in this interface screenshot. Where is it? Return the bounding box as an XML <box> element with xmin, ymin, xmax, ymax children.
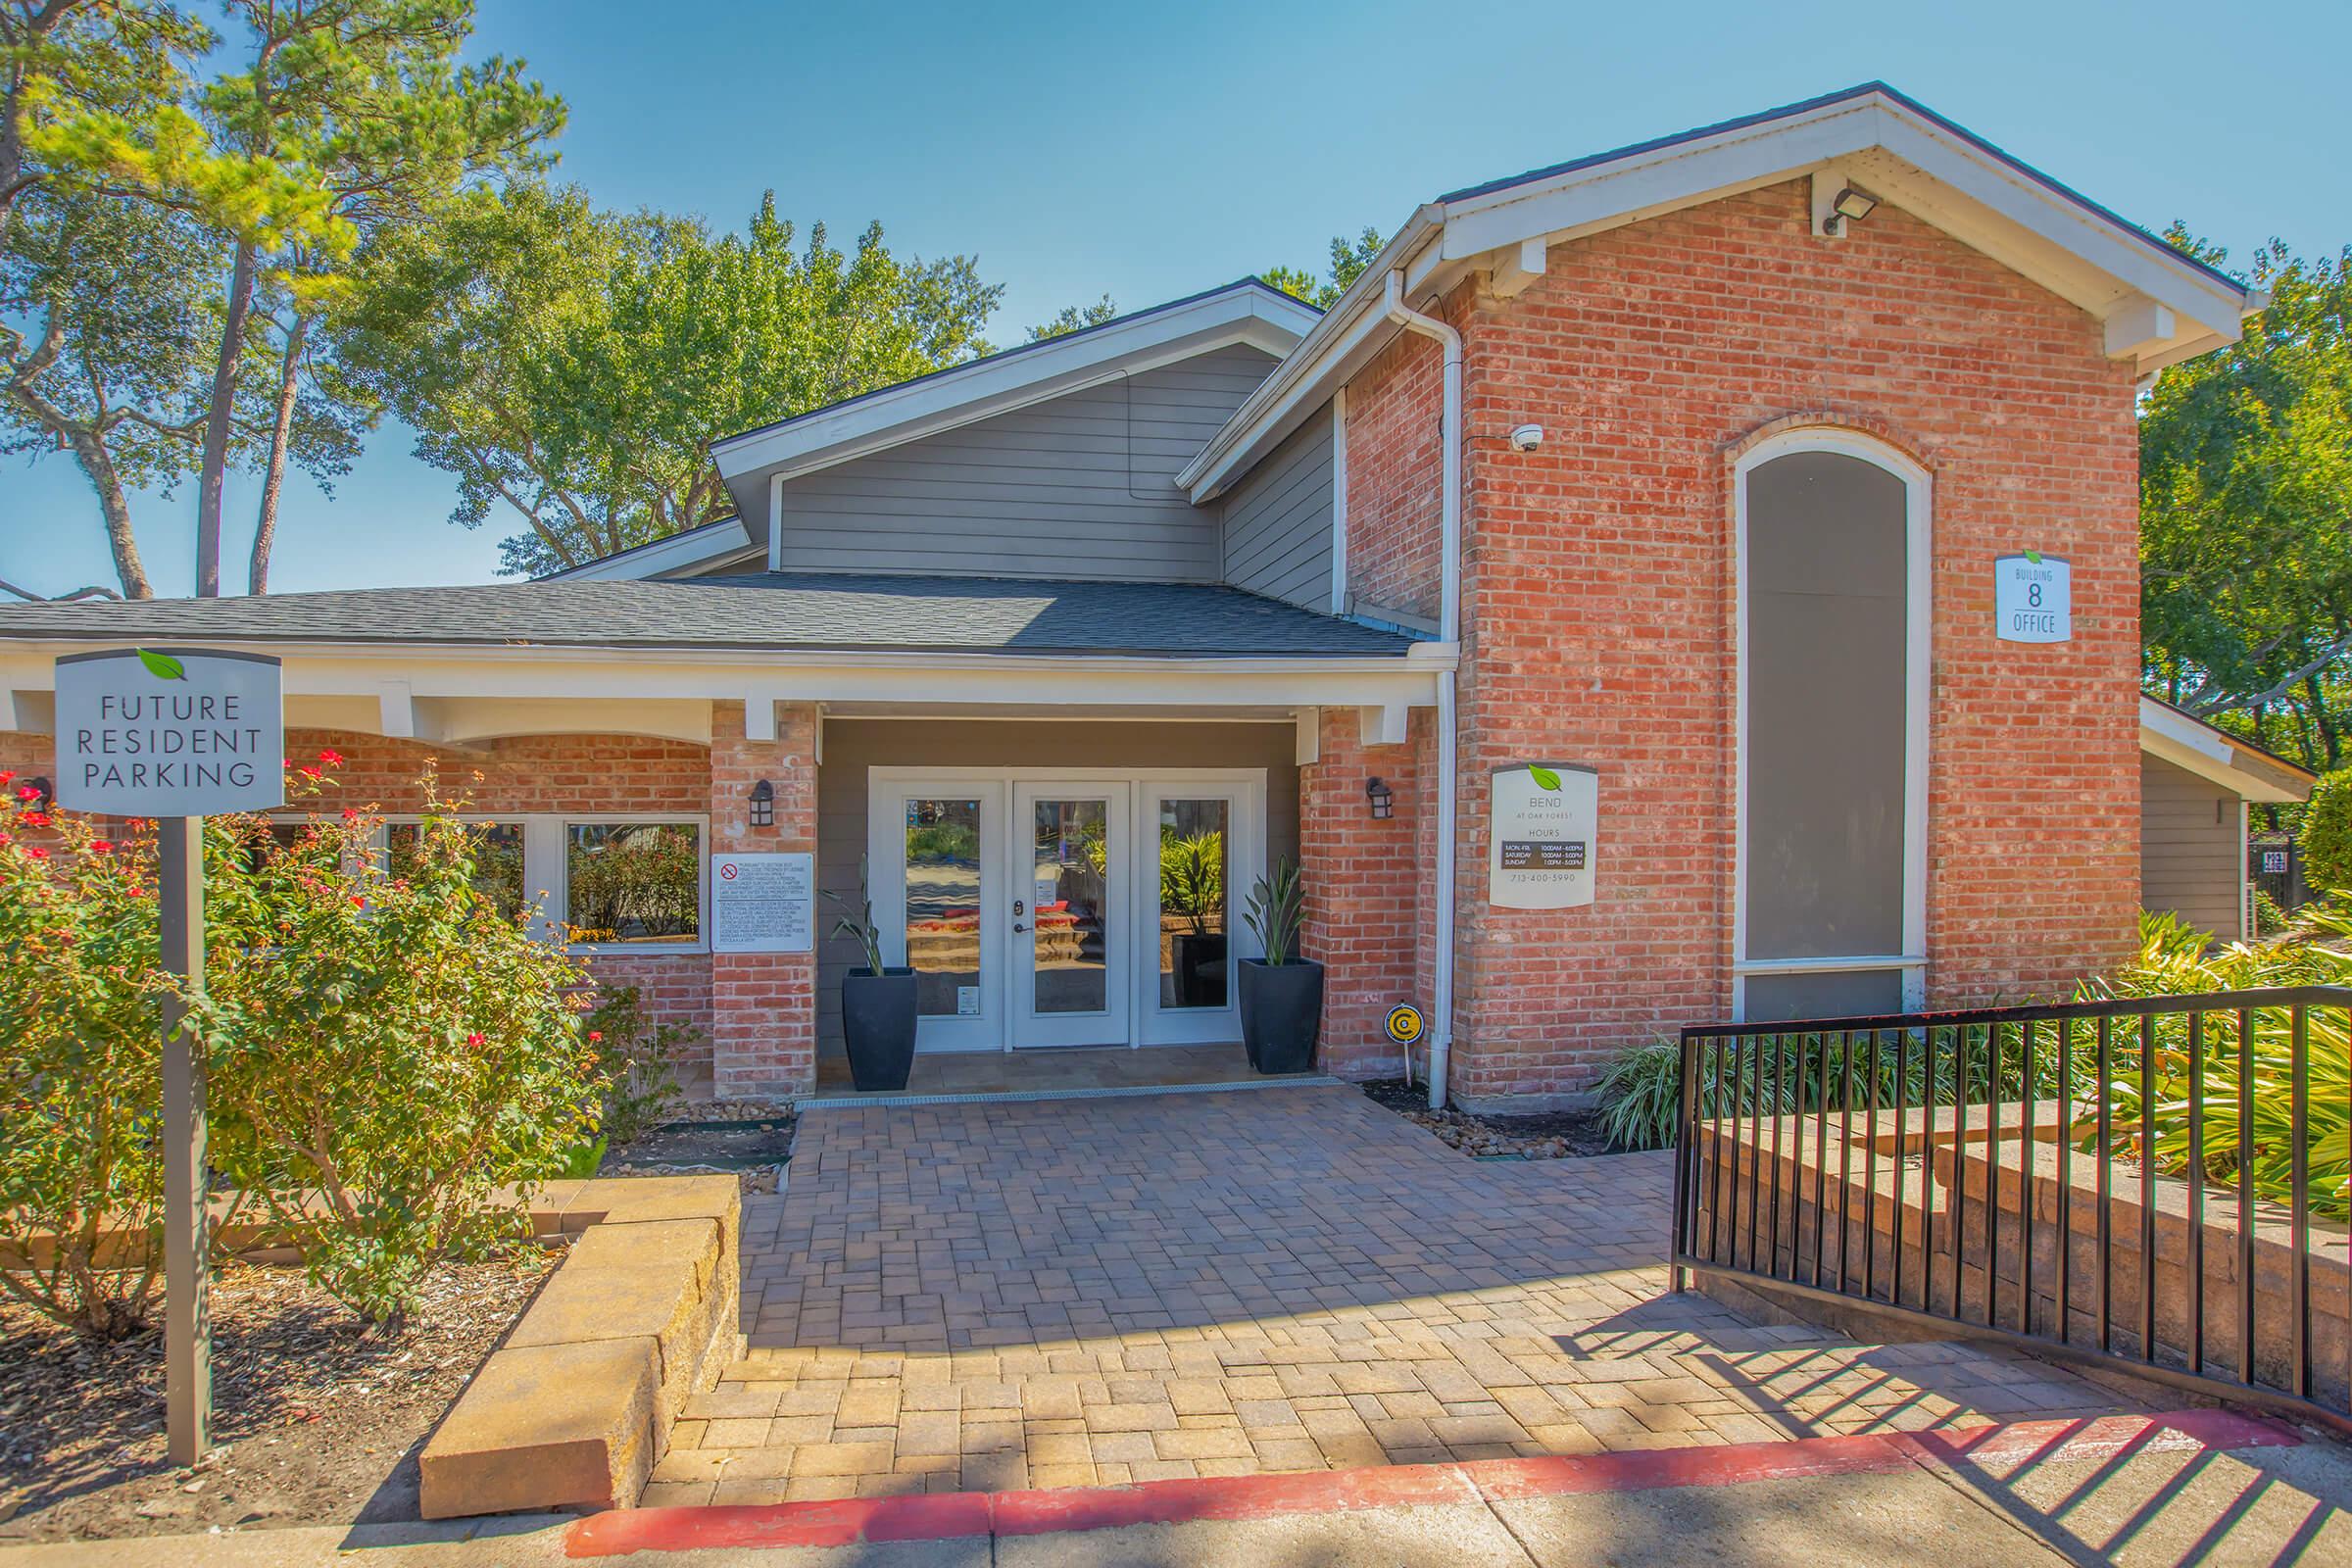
<box><xmin>826</xmin><ymin>858</ymin><xmax>917</xmax><ymax>1091</ymax></box>
<box><xmin>1239</xmin><ymin>858</ymin><xmax>1322</xmax><ymax>1073</ymax></box>
<box><xmin>1161</xmin><ymin>827</ymin><xmax>1227</xmax><ymax>1006</ymax></box>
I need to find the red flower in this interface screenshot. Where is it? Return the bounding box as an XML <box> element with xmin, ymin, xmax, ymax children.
<box><xmin>0</xmin><ymin>832</ymin><xmax>11</xmax><ymax>847</ymax></box>
<box><xmin>587</xmin><ymin>1031</ymin><xmax>603</xmax><ymax>1044</ymax></box>
<box><xmin>349</xmin><ymin>895</ymin><xmax>366</xmax><ymax>907</ymax></box>
<box><xmin>13</xmin><ymin>785</ymin><xmax>36</xmax><ymax>802</ymax></box>
<box><xmin>299</xmin><ymin>765</ymin><xmax>321</xmax><ymax>780</ymax></box>
<box><xmin>24</xmin><ymin>847</ymin><xmax>47</xmax><ymax>860</ymax></box>
<box><xmin>88</xmin><ymin>840</ymin><xmax>114</xmax><ymax>854</ymax></box>
<box><xmin>318</xmin><ymin>748</ymin><xmax>344</xmax><ymax>767</ymax></box>
<box><xmin>466</xmin><ymin>1032</ymin><xmax>486</xmax><ymax>1049</ymax></box>
<box><xmin>342</xmin><ymin>808</ymin><xmax>361</xmax><ymax>822</ymax></box>
<box><xmin>126</xmin><ymin>886</ymin><xmax>144</xmax><ymax>898</ymax></box>
<box><xmin>0</xmin><ymin>770</ymin><xmax>12</xmax><ymax>786</ymax></box>
<box><xmin>19</xmin><ymin>811</ymin><xmax>47</xmax><ymax>828</ymax></box>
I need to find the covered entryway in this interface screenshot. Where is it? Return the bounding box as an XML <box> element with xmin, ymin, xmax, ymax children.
<box><xmin>851</xmin><ymin>749</ymin><xmax>1272</xmax><ymax>1057</ymax></box>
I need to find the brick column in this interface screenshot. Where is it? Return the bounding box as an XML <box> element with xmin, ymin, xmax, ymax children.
<box><xmin>1298</xmin><ymin>707</ymin><xmax>1430</xmax><ymax>1080</ymax></box>
<box><xmin>708</xmin><ymin>701</ymin><xmax>819</xmax><ymax>1098</ymax></box>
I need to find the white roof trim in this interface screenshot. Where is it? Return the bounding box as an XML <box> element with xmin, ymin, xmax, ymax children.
<box><xmin>545</xmin><ymin>518</ymin><xmax>756</xmax><ymax>582</ymax></box>
<box><xmin>1185</xmin><ymin>86</ymin><xmax>2263</xmax><ymax>502</ymax></box>
<box><xmin>710</xmin><ymin>280</ymin><xmax>1319</xmax><ymax>494</ymax></box>
<box><xmin>2140</xmin><ymin>696</ymin><xmax>2312</xmax><ymax>805</ymax></box>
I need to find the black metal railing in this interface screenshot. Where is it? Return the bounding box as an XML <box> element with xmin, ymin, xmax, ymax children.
<box><xmin>1670</xmin><ymin>988</ymin><xmax>2352</xmax><ymax>1436</ymax></box>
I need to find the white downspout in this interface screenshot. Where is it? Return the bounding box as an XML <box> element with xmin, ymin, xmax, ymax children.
<box><xmin>1383</xmin><ymin>270</ymin><xmax>1461</xmax><ymax>1109</ymax></box>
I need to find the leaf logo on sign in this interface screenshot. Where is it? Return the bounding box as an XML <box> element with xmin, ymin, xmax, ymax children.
<box><xmin>135</xmin><ymin>648</ymin><xmax>186</xmax><ymax>681</ymax></box>
<box><xmin>1528</xmin><ymin>765</ymin><xmax>1562</xmax><ymax>792</ymax></box>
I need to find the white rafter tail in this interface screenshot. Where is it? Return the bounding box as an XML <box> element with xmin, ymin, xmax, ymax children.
<box><xmin>745</xmin><ymin>687</ymin><xmax>780</xmax><ymax>743</ymax></box>
<box><xmin>1295</xmin><ymin>707</ymin><xmax>1321</xmax><ymax>766</ymax></box>
<box><xmin>2104</xmin><ymin>296</ymin><xmax>2180</xmax><ymax>360</ymax></box>
<box><xmin>1490</xmin><ymin>236</ymin><xmax>1549</xmax><ymax>297</ymax></box>
<box><xmin>1810</xmin><ymin>165</ymin><xmax>1849</xmax><ymax>237</ymax></box>
<box><xmin>377</xmin><ymin>679</ymin><xmax>416</xmax><ymax>739</ymax></box>
<box><xmin>1357</xmin><ymin>703</ymin><xmax>1408</xmax><ymax>747</ymax></box>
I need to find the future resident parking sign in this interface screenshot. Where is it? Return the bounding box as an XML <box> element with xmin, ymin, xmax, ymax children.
<box><xmin>54</xmin><ymin>648</ymin><xmax>285</xmax><ymax>816</ymax></box>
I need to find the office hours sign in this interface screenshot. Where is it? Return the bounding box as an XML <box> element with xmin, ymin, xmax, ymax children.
<box><xmin>55</xmin><ymin>647</ymin><xmax>285</xmax><ymax>815</ymax></box>
<box><xmin>1994</xmin><ymin>553</ymin><xmax>2071</xmax><ymax>644</ymax></box>
<box><xmin>711</xmin><ymin>852</ymin><xmax>814</xmax><ymax>953</ymax></box>
<box><xmin>1490</xmin><ymin>762</ymin><xmax>1596</xmax><ymax>909</ymax></box>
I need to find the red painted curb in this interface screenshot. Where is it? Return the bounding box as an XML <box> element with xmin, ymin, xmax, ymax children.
<box><xmin>1902</xmin><ymin>1407</ymin><xmax>2302</xmax><ymax>1470</ymax></box>
<box><xmin>561</xmin><ymin>1407</ymin><xmax>2303</xmax><ymax>1557</ymax></box>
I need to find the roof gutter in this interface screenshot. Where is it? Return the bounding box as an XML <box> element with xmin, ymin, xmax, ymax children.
<box><xmin>1381</xmin><ymin>270</ymin><xmax>1464</xmax><ymax>1110</ymax></box>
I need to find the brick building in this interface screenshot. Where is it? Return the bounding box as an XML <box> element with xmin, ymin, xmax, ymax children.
<box><xmin>0</xmin><ymin>86</ymin><xmax>2304</xmax><ymax>1106</ymax></box>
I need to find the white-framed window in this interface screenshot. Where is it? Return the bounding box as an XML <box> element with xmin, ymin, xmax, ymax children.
<box><xmin>557</xmin><ymin>816</ymin><xmax>708</xmax><ymax>954</ymax></box>
<box><xmin>1733</xmin><ymin>427</ymin><xmax>1932</xmax><ymax>1023</ymax></box>
<box><xmin>259</xmin><ymin>808</ymin><xmax>710</xmax><ymax>956</ymax></box>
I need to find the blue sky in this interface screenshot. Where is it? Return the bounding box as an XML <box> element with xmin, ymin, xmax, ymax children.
<box><xmin>6</xmin><ymin>0</ymin><xmax>2345</xmax><ymax>599</ymax></box>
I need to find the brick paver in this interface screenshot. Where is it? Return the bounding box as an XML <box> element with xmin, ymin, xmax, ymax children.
<box><xmin>646</xmin><ymin>1084</ymin><xmax>2133</xmax><ymax>1503</ymax></box>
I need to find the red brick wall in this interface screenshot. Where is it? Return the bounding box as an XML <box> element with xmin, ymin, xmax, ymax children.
<box><xmin>707</xmin><ymin>702</ymin><xmax>819</xmax><ymax>1098</ymax></box>
<box><xmin>1343</xmin><ymin>321</ymin><xmax>1453</xmax><ymax>622</ymax></box>
<box><xmin>1433</xmin><ymin>178</ymin><xmax>2141</xmax><ymax>1101</ymax></box>
<box><xmin>1298</xmin><ymin>706</ymin><xmax>1429</xmax><ymax>1080</ymax></box>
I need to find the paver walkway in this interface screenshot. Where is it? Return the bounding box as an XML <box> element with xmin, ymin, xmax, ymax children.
<box><xmin>646</xmin><ymin>1084</ymin><xmax>2134</xmax><ymax>1504</ymax></box>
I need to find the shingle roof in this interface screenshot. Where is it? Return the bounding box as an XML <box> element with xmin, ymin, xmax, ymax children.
<box><xmin>0</xmin><ymin>574</ymin><xmax>1414</xmax><ymax>659</ymax></box>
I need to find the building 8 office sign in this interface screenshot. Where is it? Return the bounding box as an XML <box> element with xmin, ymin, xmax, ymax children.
<box><xmin>54</xmin><ymin>647</ymin><xmax>286</xmax><ymax>815</ymax></box>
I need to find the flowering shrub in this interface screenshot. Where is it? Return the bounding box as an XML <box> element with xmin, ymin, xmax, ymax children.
<box><xmin>192</xmin><ymin>765</ymin><xmax>605</xmax><ymax>1324</ymax></box>
<box><xmin>0</xmin><ymin>778</ymin><xmax>168</xmax><ymax>1338</ymax></box>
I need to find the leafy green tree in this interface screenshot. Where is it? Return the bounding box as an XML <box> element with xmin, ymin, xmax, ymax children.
<box><xmin>1262</xmin><ymin>226</ymin><xmax>1385</xmax><ymax>309</ymax></box>
<box><xmin>10</xmin><ymin>0</ymin><xmax>562</xmax><ymax>597</ymax></box>
<box><xmin>2142</xmin><ymin>236</ymin><xmax>2352</xmax><ymax>762</ymax></box>
<box><xmin>1030</xmin><ymin>293</ymin><xmax>1118</xmax><ymax>340</ymax></box>
<box><xmin>2296</xmin><ymin>769</ymin><xmax>2352</xmax><ymax>894</ymax></box>
<box><xmin>339</xmin><ymin>185</ymin><xmax>1003</xmax><ymax>575</ymax></box>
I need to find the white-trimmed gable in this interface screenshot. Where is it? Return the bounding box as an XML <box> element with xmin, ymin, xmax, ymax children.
<box><xmin>1183</xmin><ymin>84</ymin><xmax>2266</xmax><ymax>503</ymax></box>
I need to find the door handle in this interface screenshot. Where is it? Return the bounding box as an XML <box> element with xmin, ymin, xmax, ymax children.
<box><xmin>1012</xmin><ymin>922</ymin><xmax>1029</xmax><ymax>933</ymax></box>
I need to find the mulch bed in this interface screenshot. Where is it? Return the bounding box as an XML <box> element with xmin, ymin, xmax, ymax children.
<box><xmin>0</xmin><ymin>1248</ymin><xmax>561</xmax><ymax>1544</ymax></box>
<box><xmin>1359</xmin><ymin>1077</ymin><xmax>1642</xmax><ymax>1158</ymax></box>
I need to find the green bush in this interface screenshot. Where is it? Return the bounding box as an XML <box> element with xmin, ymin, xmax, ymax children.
<box><xmin>2299</xmin><ymin>770</ymin><xmax>2352</xmax><ymax>895</ymax></box>
<box><xmin>1592</xmin><ymin>1038</ymin><xmax>1683</xmax><ymax>1151</ymax></box>
<box><xmin>2077</xmin><ymin>906</ymin><xmax>2351</xmax><ymax>1220</ymax></box>
<box><xmin>0</xmin><ymin>773</ymin><xmax>168</xmax><ymax>1339</ymax></box>
<box><xmin>194</xmin><ymin>767</ymin><xmax>606</xmax><ymax>1326</ymax></box>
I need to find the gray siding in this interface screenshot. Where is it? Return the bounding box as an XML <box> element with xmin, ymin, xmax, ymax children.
<box><xmin>2141</xmin><ymin>754</ymin><xmax>2244</xmax><ymax>940</ymax></box>
<box><xmin>772</xmin><ymin>345</ymin><xmax>1276</xmax><ymax>580</ymax></box>
<box><xmin>1219</xmin><ymin>401</ymin><xmax>1334</xmax><ymax>610</ymax></box>
<box><xmin>814</xmin><ymin>719</ymin><xmax>1299</xmax><ymax>1057</ymax></box>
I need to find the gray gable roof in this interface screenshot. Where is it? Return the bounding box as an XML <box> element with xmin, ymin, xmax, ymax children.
<box><xmin>0</xmin><ymin>574</ymin><xmax>1414</xmax><ymax>659</ymax></box>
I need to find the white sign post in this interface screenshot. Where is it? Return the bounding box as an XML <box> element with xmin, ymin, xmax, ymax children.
<box><xmin>1490</xmin><ymin>762</ymin><xmax>1597</xmax><ymax>910</ymax></box>
<box><xmin>1994</xmin><ymin>553</ymin><xmax>2072</xmax><ymax>643</ymax></box>
<box><xmin>710</xmin><ymin>851</ymin><xmax>815</xmax><ymax>953</ymax></box>
<box><xmin>54</xmin><ymin>647</ymin><xmax>284</xmax><ymax>1468</ymax></box>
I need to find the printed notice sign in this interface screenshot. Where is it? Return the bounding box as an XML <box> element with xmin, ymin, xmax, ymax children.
<box><xmin>1490</xmin><ymin>762</ymin><xmax>1597</xmax><ymax>910</ymax></box>
<box><xmin>711</xmin><ymin>852</ymin><xmax>814</xmax><ymax>954</ymax></box>
<box><xmin>55</xmin><ymin>647</ymin><xmax>284</xmax><ymax>816</ymax></box>
<box><xmin>1995</xmin><ymin>554</ymin><xmax>2071</xmax><ymax>643</ymax></box>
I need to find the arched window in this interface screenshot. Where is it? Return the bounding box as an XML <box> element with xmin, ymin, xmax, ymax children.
<box><xmin>1734</xmin><ymin>429</ymin><xmax>1930</xmax><ymax>1021</ymax></box>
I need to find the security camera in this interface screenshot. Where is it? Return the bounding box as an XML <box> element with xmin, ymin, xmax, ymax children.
<box><xmin>1508</xmin><ymin>423</ymin><xmax>1544</xmax><ymax>453</ymax></box>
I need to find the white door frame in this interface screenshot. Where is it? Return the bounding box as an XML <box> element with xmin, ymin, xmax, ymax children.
<box><xmin>868</xmin><ymin>766</ymin><xmax>1268</xmax><ymax>1053</ymax></box>
<box><xmin>868</xmin><ymin>776</ymin><xmax>1005</xmax><ymax>1053</ymax></box>
<box><xmin>1730</xmin><ymin>427</ymin><xmax>1932</xmax><ymax>1020</ymax></box>
<box><xmin>1012</xmin><ymin>780</ymin><xmax>1131</xmax><ymax>1049</ymax></box>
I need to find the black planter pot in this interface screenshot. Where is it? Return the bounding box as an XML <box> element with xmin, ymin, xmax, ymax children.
<box><xmin>1171</xmin><ymin>932</ymin><xmax>1229</xmax><ymax>1007</ymax></box>
<box><xmin>841</xmin><ymin>967</ymin><xmax>918</xmax><ymax>1091</ymax></box>
<box><xmin>1238</xmin><ymin>957</ymin><xmax>1324</xmax><ymax>1074</ymax></box>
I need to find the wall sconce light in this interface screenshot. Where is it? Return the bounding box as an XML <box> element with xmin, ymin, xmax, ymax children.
<box><xmin>749</xmin><ymin>778</ymin><xmax>774</xmax><ymax>828</ymax></box>
<box><xmin>1826</xmin><ymin>185</ymin><xmax>1879</xmax><ymax>235</ymax></box>
<box><xmin>1365</xmin><ymin>777</ymin><xmax>1395</xmax><ymax>820</ymax></box>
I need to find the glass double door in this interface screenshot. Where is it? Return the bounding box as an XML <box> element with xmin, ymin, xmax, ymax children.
<box><xmin>872</xmin><ymin>772</ymin><xmax>1255</xmax><ymax>1054</ymax></box>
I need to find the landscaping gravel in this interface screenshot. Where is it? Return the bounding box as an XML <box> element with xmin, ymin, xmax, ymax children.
<box><xmin>1358</xmin><ymin>1077</ymin><xmax>1639</xmax><ymax>1158</ymax></box>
